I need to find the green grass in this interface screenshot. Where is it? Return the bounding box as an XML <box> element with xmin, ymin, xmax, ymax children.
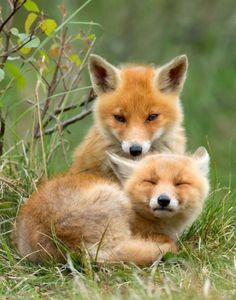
<box><xmin>0</xmin><ymin>152</ymin><xmax>235</xmax><ymax>299</ymax></box>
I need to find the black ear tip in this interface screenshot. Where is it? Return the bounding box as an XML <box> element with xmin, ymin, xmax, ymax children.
<box><xmin>89</xmin><ymin>54</ymin><xmax>104</xmax><ymax>66</ymax></box>
<box><xmin>177</xmin><ymin>54</ymin><xmax>188</xmax><ymax>67</ymax></box>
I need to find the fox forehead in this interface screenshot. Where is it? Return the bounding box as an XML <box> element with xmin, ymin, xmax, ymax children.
<box><xmin>120</xmin><ymin>65</ymin><xmax>155</xmax><ymax>89</ymax></box>
<box><xmin>137</xmin><ymin>155</ymin><xmax>193</xmax><ymax>178</ymax></box>
<box><xmin>98</xmin><ymin>66</ymin><xmax>179</xmax><ymax>116</ymax></box>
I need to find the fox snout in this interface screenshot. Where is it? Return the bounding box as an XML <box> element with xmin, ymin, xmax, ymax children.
<box><xmin>157</xmin><ymin>194</ymin><xmax>171</xmax><ymax>208</ymax></box>
<box><xmin>129</xmin><ymin>144</ymin><xmax>142</xmax><ymax>156</ymax></box>
<box><xmin>150</xmin><ymin>192</ymin><xmax>179</xmax><ymax>213</ymax></box>
<box><xmin>121</xmin><ymin>141</ymin><xmax>151</xmax><ymax>157</ymax></box>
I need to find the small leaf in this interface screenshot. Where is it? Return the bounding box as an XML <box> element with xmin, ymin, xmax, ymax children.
<box><xmin>23</xmin><ymin>0</ymin><xmax>39</xmax><ymax>13</ymax></box>
<box><xmin>5</xmin><ymin>63</ymin><xmax>25</xmax><ymax>89</ymax></box>
<box><xmin>39</xmin><ymin>50</ymin><xmax>49</xmax><ymax>63</ymax></box>
<box><xmin>25</xmin><ymin>12</ymin><xmax>37</xmax><ymax>33</ymax></box>
<box><xmin>50</xmin><ymin>43</ymin><xmax>59</xmax><ymax>56</ymax></box>
<box><xmin>40</xmin><ymin>19</ymin><xmax>57</xmax><ymax>36</ymax></box>
<box><xmin>19</xmin><ymin>47</ymin><xmax>31</xmax><ymax>55</ymax></box>
<box><xmin>25</xmin><ymin>36</ymin><xmax>40</xmax><ymax>48</ymax></box>
<box><xmin>10</xmin><ymin>27</ymin><xmax>19</xmax><ymax>36</ymax></box>
<box><xmin>88</xmin><ymin>33</ymin><xmax>96</xmax><ymax>40</ymax></box>
<box><xmin>7</xmin><ymin>56</ymin><xmax>21</xmax><ymax>61</ymax></box>
<box><xmin>17</xmin><ymin>33</ymin><xmax>30</xmax><ymax>42</ymax></box>
<box><xmin>69</xmin><ymin>54</ymin><xmax>81</xmax><ymax>67</ymax></box>
<box><xmin>0</xmin><ymin>69</ymin><xmax>5</xmax><ymax>82</ymax></box>
<box><xmin>18</xmin><ymin>34</ymin><xmax>40</xmax><ymax>48</ymax></box>
<box><xmin>74</xmin><ymin>33</ymin><xmax>82</xmax><ymax>40</ymax></box>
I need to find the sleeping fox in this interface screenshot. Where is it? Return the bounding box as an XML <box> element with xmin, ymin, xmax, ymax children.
<box><xmin>14</xmin><ymin>147</ymin><xmax>209</xmax><ymax>265</ymax></box>
<box><xmin>70</xmin><ymin>54</ymin><xmax>188</xmax><ymax>180</ymax></box>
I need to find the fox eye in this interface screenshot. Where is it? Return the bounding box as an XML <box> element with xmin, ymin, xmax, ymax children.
<box><xmin>114</xmin><ymin>115</ymin><xmax>126</xmax><ymax>123</ymax></box>
<box><xmin>175</xmin><ymin>182</ymin><xmax>190</xmax><ymax>186</ymax></box>
<box><xmin>143</xmin><ymin>179</ymin><xmax>156</xmax><ymax>185</ymax></box>
<box><xmin>146</xmin><ymin>114</ymin><xmax>159</xmax><ymax>122</ymax></box>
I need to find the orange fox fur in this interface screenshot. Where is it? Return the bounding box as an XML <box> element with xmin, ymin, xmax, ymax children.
<box><xmin>70</xmin><ymin>54</ymin><xmax>188</xmax><ymax>180</ymax></box>
<box><xmin>14</xmin><ymin>147</ymin><xmax>209</xmax><ymax>265</ymax></box>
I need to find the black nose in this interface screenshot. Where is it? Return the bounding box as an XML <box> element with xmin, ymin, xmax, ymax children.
<box><xmin>158</xmin><ymin>194</ymin><xmax>171</xmax><ymax>207</ymax></box>
<box><xmin>129</xmin><ymin>144</ymin><xmax>142</xmax><ymax>156</ymax></box>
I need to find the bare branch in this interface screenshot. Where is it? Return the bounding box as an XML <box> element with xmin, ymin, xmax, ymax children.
<box><xmin>0</xmin><ymin>113</ymin><xmax>5</xmax><ymax>156</ymax></box>
<box><xmin>34</xmin><ymin>27</ymin><xmax>68</xmax><ymax>138</ymax></box>
<box><xmin>0</xmin><ymin>0</ymin><xmax>27</xmax><ymax>33</ymax></box>
<box><xmin>34</xmin><ymin>109</ymin><xmax>92</xmax><ymax>138</ymax></box>
<box><xmin>80</xmin><ymin>88</ymin><xmax>96</xmax><ymax>108</ymax></box>
<box><xmin>0</xmin><ymin>32</ymin><xmax>35</xmax><ymax>59</ymax></box>
<box><xmin>42</xmin><ymin>104</ymin><xmax>78</xmax><ymax>129</ymax></box>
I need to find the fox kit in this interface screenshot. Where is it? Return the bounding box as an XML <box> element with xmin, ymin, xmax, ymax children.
<box><xmin>14</xmin><ymin>147</ymin><xmax>209</xmax><ymax>265</ymax></box>
<box><xmin>70</xmin><ymin>54</ymin><xmax>188</xmax><ymax>179</ymax></box>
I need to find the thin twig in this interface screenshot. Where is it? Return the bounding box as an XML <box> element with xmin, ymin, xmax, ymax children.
<box><xmin>0</xmin><ymin>32</ymin><xmax>36</xmax><ymax>59</ymax></box>
<box><xmin>34</xmin><ymin>27</ymin><xmax>68</xmax><ymax>138</ymax></box>
<box><xmin>0</xmin><ymin>0</ymin><xmax>27</xmax><ymax>33</ymax></box>
<box><xmin>0</xmin><ymin>113</ymin><xmax>5</xmax><ymax>156</ymax></box>
<box><xmin>80</xmin><ymin>88</ymin><xmax>96</xmax><ymax>108</ymax></box>
<box><xmin>35</xmin><ymin>56</ymin><xmax>48</xmax><ymax>177</ymax></box>
<box><xmin>42</xmin><ymin>104</ymin><xmax>78</xmax><ymax>129</ymax></box>
<box><xmin>34</xmin><ymin>109</ymin><xmax>92</xmax><ymax>138</ymax></box>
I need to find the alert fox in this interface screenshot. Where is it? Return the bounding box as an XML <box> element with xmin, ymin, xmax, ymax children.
<box><xmin>70</xmin><ymin>54</ymin><xmax>188</xmax><ymax>180</ymax></box>
<box><xmin>14</xmin><ymin>147</ymin><xmax>209</xmax><ymax>265</ymax></box>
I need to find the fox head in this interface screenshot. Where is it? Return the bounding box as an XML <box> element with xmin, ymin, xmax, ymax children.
<box><xmin>89</xmin><ymin>54</ymin><xmax>188</xmax><ymax>157</ymax></box>
<box><xmin>107</xmin><ymin>147</ymin><xmax>210</xmax><ymax>221</ymax></box>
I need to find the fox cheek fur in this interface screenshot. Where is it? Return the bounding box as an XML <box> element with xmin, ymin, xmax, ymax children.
<box><xmin>107</xmin><ymin>146</ymin><xmax>210</xmax><ymax>230</ymax></box>
<box><xmin>89</xmin><ymin>54</ymin><xmax>188</xmax><ymax>157</ymax></box>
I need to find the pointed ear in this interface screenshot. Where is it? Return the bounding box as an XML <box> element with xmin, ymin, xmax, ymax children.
<box><xmin>155</xmin><ymin>55</ymin><xmax>188</xmax><ymax>94</ymax></box>
<box><xmin>106</xmin><ymin>151</ymin><xmax>137</xmax><ymax>183</ymax></box>
<box><xmin>88</xmin><ymin>54</ymin><xmax>120</xmax><ymax>95</ymax></box>
<box><xmin>193</xmin><ymin>147</ymin><xmax>210</xmax><ymax>176</ymax></box>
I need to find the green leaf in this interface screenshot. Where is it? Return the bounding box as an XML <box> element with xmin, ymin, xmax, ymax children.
<box><xmin>69</xmin><ymin>54</ymin><xmax>81</xmax><ymax>67</ymax></box>
<box><xmin>40</xmin><ymin>19</ymin><xmax>57</xmax><ymax>36</ymax></box>
<box><xmin>23</xmin><ymin>0</ymin><xmax>39</xmax><ymax>13</ymax></box>
<box><xmin>74</xmin><ymin>33</ymin><xmax>82</xmax><ymax>40</ymax></box>
<box><xmin>10</xmin><ymin>27</ymin><xmax>19</xmax><ymax>36</ymax></box>
<box><xmin>88</xmin><ymin>33</ymin><xmax>96</xmax><ymax>40</ymax></box>
<box><xmin>25</xmin><ymin>12</ymin><xmax>37</xmax><ymax>33</ymax></box>
<box><xmin>25</xmin><ymin>36</ymin><xmax>40</xmax><ymax>48</ymax></box>
<box><xmin>5</xmin><ymin>63</ymin><xmax>26</xmax><ymax>89</ymax></box>
<box><xmin>7</xmin><ymin>56</ymin><xmax>21</xmax><ymax>61</ymax></box>
<box><xmin>18</xmin><ymin>34</ymin><xmax>40</xmax><ymax>48</ymax></box>
<box><xmin>0</xmin><ymin>69</ymin><xmax>5</xmax><ymax>82</ymax></box>
<box><xmin>18</xmin><ymin>33</ymin><xmax>30</xmax><ymax>41</ymax></box>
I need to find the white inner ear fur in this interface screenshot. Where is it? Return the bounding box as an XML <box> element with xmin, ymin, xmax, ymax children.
<box><xmin>88</xmin><ymin>54</ymin><xmax>121</xmax><ymax>95</ymax></box>
<box><xmin>155</xmin><ymin>55</ymin><xmax>188</xmax><ymax>94</ymax></box>
<box><xmin>106</xmin><ymin>151</ymin><xmax>137</xmax><ymax>182</ymax></box>
<box><xmin>193</xmin><ymin>147</ymin><xmax>210</xmax><ymax>176</ymax></box>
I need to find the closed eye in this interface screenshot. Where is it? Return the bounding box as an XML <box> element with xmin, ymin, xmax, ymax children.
<box><xmin>175</xmin><ymin>182</ymin><xmax>191</xmax><ymax>186</ymax></box>
<box><xmin>143</xmin><ymin>179</ymin><xmax>156</xmax><ymax>185</ymax></box>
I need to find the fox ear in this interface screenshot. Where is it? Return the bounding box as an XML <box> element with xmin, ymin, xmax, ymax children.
<box><xmin>106</xmin><ymin>151</ymin><xmax>137</xmax><ymax>183</ymax></box>
<box><xmin>88</xmin><ymin>54</ymin><xmax>120</xmax><ymax>95</ymax></box>
<box><xmin>193</xmin><ymin>147</ymin><xmax>210</xmax><ymax>176</ymax></box>
<box><xmin>155</xmin><ymin>55</ymin><xmax>188</xmax><ymax>94</ymax></box>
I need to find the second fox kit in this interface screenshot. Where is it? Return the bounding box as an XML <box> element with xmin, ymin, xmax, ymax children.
<box><xmin>70</xmin><ymin>54</ymin><xmax>188</xmax><ymax>179</ymax></box>
<box><xmin>14</xmin><ymin>148</ymin><xmax>209</xmax><ymax>265</ymax></box>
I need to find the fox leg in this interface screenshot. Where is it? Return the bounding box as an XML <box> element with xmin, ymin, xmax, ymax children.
<box><xmin>151</xmin><ymin>234</ymin><xmax>178</xmax><ymax>254</ymax></box>
<box><xmin>111</xmin><ymin>238</ymin><xmax>177</xmax><ymax>266</ymax></box>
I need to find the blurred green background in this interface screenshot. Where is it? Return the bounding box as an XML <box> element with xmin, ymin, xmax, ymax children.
<box><xmin>1</xmin><ymin>0</ymin><xmax>236</xmax><ymax>187</ymax></box>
